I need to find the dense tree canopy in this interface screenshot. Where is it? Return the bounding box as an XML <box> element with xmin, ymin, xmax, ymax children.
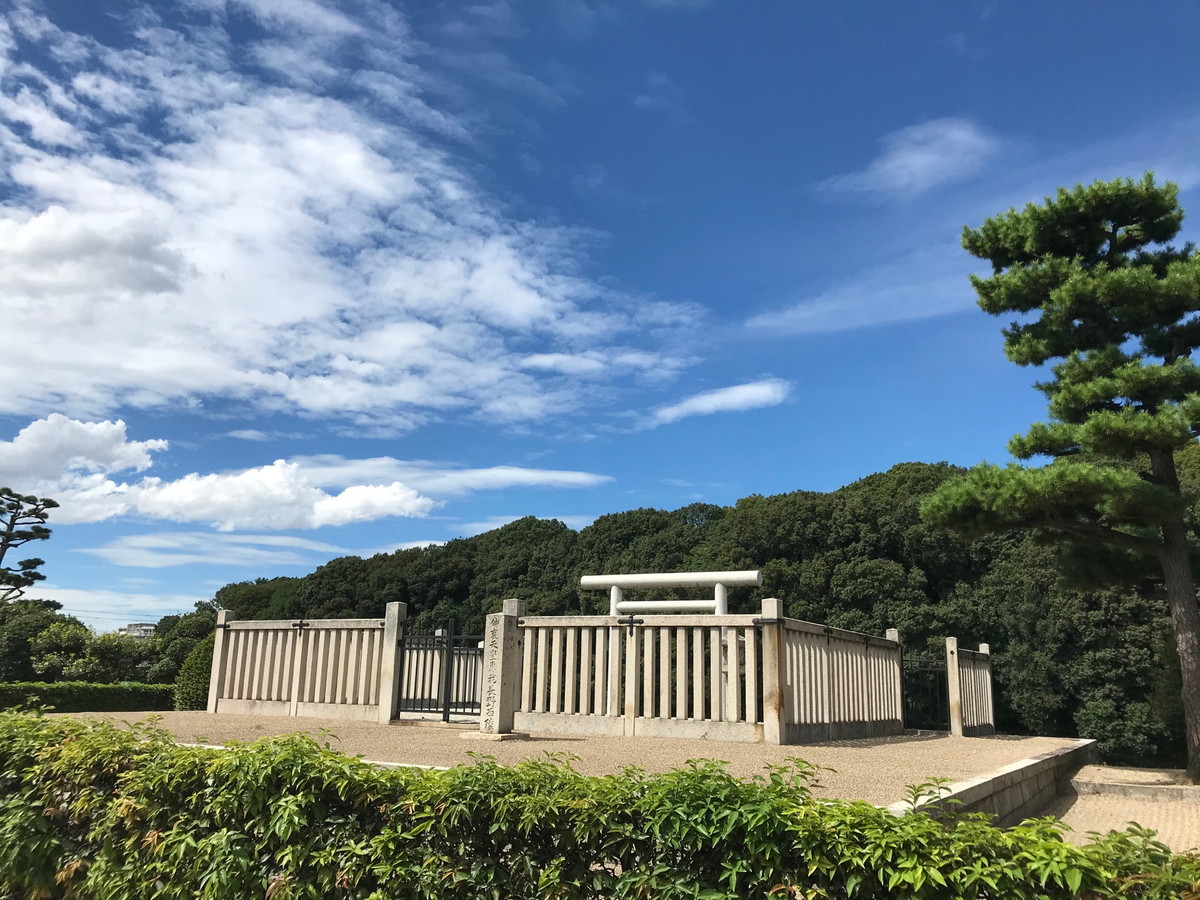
<box><xmin>196</xmin><ymin>461</ymin><xmax>1185</xmax><ymax>766</ymax></box>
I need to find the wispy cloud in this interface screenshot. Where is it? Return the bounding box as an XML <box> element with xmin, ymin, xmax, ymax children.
<box><xmin>646</xmin><ymin>379</ymin><xmax>791</xmax><ymax>428</ymax></box>
<box><xmin>633</xmin><ymin>71</ymin><xmax>684</xmax><ymax>114</ymax></box>
<box><xmin>746</xmin><ymin>245</ymin><xmax>974</xmax><ymax>336</ymax></box>
<box><xmin>819</xmin><ymin>117</ymin><xmax>998</xmax><ymax>197</ymax></box>
<box><xmin>291</xmin><ymin>455</ymin><xmax>612</xmax><ymax>495</ymax></box>
<box><xmin>0</xmin><ymin>2</ymin><xmax>694</xmax><ymax>432</ymax></box>
<box><xmin>81</xmin><ymin>532</ymin><xmax>347</xmax><ymax>568</ymax></box>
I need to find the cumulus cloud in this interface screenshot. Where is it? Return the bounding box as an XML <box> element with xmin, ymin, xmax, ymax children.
<box><xmin>0</xmin><ymin>413</ymin><xmax>167</xmax><ymax>481</ymax></box>
<box><xmin>2</xmin><ymin>415</ymin><xmax>610</xmax><ymax>530</ymax></box>
<box><xmin>820</xmin><ymin>117</ymin><xmax>998</xmax><ymax>197</ymax></box>
<box><xmin>646</xmin><ymin>379</ymin><xmax>791</xmax><ymax>428</ymax></box>
<box><xmin>0</xmin><ymin>2</ymin><xmax>695</xmax><ymax>429</ymax></box>
<box><xmin>131</xmin><ymin>461</ymin><xmax>435</xmax><ymax>531</ymax></box>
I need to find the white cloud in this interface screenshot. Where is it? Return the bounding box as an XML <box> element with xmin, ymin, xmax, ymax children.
<box><xmin>647</xmin><ymin>379</ymin><xmax>791</xmax><ymax>428</ymax></box>
<box><xmin>82</xmin><ymin>532</ymin><xmax>346</xmax><ymax>568</ymax></box>
<box><xmin>132</xmin><ymin>462</ymin><xmax>435</xmax><ymax>531</ymax></box>
<box><xmin>0</xmin><ymin>413</ymin><xmax>167</xmax><ymax>482</ymax></box>
<box><xmin>0</xmin><ymin>3</ymin><xmax>695</xmax><ymax>429</ymax></box>
<box><xmin>745</xmin><ymin>244</ymin><xmax>976</xmax><ymax>335</ymax></box>
<box><xmin>820</xmin><ymin>117</ymin><xmax>998</xmax><ymax>197</ymax></box>
<box><xmin>291</xmin><ymin>454</ymin><xmax>612</xmax><ymax>494</ymax></box>
<box><xmin>2</xmin><ymin>415</ymin><xmax>610</xmax><ymax>530</ymax></box>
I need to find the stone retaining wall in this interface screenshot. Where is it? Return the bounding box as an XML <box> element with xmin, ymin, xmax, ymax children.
<box><xmin>889</xmin><ymin>738</ymin><xmax>1099</xmax><ymax>826</ymax></box>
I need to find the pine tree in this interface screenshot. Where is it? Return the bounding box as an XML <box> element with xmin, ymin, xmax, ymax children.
<box><xmin>0</xmin><ymin>488</ymin><xmax>59</xmax><ymax>602</ymax></box>
<box><xmin>922</xmin><ymin>174</ymin><xmax>1200</xmax><ymax>780</ymax></box>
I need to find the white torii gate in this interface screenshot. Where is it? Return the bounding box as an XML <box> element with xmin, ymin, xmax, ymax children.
<box><xmin>580</xmin><ymin>569</ymin><xmax>762</xmax><ymax>616</ymax></box>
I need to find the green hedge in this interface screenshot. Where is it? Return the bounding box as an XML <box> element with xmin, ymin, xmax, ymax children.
<box><xmin>0</xmin><ymin>711</ymin><xmax>1196</xmax><ymax>899</ymax></box>
<box><xmin>0</xmin><ymin>681</ymin><xmax>174</xmax><ymax>713</ymax></box>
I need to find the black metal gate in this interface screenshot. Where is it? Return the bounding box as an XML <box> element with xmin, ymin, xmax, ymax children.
<box><xmin>398</xmin><ymin>621</ymin><xmax>483</xmax><ymax>720</ymax></box>
<box><xmin>902</xmin><ymin>658</ymin><xmax>949</xmax><ymax>731</ymax></box>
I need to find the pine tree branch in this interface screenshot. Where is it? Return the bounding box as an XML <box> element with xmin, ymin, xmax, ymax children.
<box><xmin>1048</xmin><ymin>518</ymin><xmax>1163</xmax><ymax>557</ymax></box>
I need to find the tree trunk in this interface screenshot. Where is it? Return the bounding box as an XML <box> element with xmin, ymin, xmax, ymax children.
<box><xmin>1149</xmin><ymin>449</ymin><xmax>1200</xmax><ymax>782</ymax></box>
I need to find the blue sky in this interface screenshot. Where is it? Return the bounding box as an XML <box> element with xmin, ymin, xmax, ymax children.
<box><xmin>2</xmin><ymin>0</ymin><xmax>1199</xmax><ymax>630</ymax></box>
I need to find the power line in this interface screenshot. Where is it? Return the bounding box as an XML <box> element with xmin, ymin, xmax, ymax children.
<box><xmin>56</xmin><ymin>607</ymin><xmax>189</xmax><ymax>621</ymax></box>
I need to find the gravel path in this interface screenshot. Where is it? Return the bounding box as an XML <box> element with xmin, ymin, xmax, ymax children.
<box><xmin>1041</xmin><ymin>793</ymin><xmax>1200</xmax><ymax>854</ymax></box>
<box><xmin>71</xmin><ymin>711</ymin><xmax>1075</xmax><ymax>807</ymax></box>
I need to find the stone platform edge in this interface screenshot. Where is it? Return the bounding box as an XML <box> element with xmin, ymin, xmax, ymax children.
<box><xmin>887</xmin><ymin>738</ymin><xmax>1099</xmax><ymax>827</ymax></box>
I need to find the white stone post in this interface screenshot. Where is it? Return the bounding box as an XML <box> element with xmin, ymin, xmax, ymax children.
<box><xmin>885</xmin><ymin>628</ymin><xmax>902</xmax><ymax>729</ymax></box>
<box><xmin>946</xmin><ymin>636</ymin><xmax>963</xmax><ymax>737</ymax></box>
<box><xmin>206</xmin><ymin>609</ymin><xmax>236</xmax><ymax>713</ymax></box>
<box><xmin>479</xmin><ymin>598</ymin><xmax>525</xmax><ymax>734</ymax></box>
<box><xmin>760</xmin><ymin>597</ymin><xmax>788</xmax><ymax>744</ymax></box>
<box><xmin>376</xmin><ymin>601</ymin><xmax>408</xmax><ymax>724</ymax></box>
<box><xmin>977</xmin><ymin>643</ymin><xmax>995</xmax><ymax>735</ymax></box>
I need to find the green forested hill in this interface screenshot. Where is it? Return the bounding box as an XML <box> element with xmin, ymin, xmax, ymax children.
<box><xmin>213</xmin><ymin>461</ymin><xmax>1184</xmax><ymax>766</ymax></box>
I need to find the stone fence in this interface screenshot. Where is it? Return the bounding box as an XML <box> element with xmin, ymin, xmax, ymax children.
<box><xmin>206</xmin><ymin>603</ymin><xmax>406</xmax><ymax>723</ymax></box>
<box><xmin>480</xmin><ymin>598</ymin><xmax>904</xmax><ymax>744</ymax></box>
<box><xmin>947</xmin><ymin>637</ymin><xmax>995</xmax><ymax>737</ymax></box>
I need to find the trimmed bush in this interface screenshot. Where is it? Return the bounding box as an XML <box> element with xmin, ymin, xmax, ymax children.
<box><xmin>0</xmin><ymin>681</ymin><xmax>173</xmax><ymax>713</ymax></box>
<box><xmin>0</xmin><ymin>711</ymin><xmax>1197</xmax><ymax>899</ymax></box>
<box><xmin>173</xmin><ymin>631</ymin><xmax>214</xmax><ymax>710</ymax></box>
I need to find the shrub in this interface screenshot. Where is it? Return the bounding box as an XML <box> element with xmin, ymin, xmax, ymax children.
<box><xmin>0</xmin><ymin>681</ymin><xmax>173</xmax><ymax>713</ymax></box>
<box><xmin>173</xmin><ymin>631</ymin><xmax>214</xmax><ymax>710</ymax></box>
<box><xmin>0</xmin><ymin>710</ymin><xmax>1197</xmax><ymax>899</ymax></box>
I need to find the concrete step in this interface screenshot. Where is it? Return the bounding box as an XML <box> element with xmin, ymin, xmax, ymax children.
<box><xmin>1068</xmin><ymin>765</ymin><xmax>1199</xmax><ymax>802</ymax></box>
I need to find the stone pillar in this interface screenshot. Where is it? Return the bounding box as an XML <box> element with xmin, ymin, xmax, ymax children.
<box><xmin>713</xmin><ymin>582</ymin><xmax>728</xmax><ymax>615</ymax></box>
<box><xmin>885</xmin><ymin>628</ymin><xmax>902</xmax><ymax>729</ymax></box>
<box><xmin>207</xmin><ymin>609</ymin><xmax>236</xmax><ymax>714</ymax></box>
<box><xmin>479</xmin><ymin>598</ymin><xmax>524</xmax><ymax>734</ymax></box>
<box><xmin>376</xmin><ymin>601</ymin><xmax>408</xmax><ymax>724</ymax></box>
<box><xmin>946</xmin><ymin>636</ymin><xmax>963</xmax><ymax>737</ymax></box>
<box><xmin>978</xmin><ymin>643</ymin><xmax>995</xmax><ymax>734</ymax></box>
<box><xmin>760</xmin><ymin>597</ymin><xmax>788</xmax><ymax>745</ymax></box>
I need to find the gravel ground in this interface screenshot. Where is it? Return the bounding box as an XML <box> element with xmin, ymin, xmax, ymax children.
<box><xmin>1041</xmin><ymin>793</ymin><xmax>1200</xmax><ymax>854</ymax></box>
<box><xmin>70</xmin><ymin>711</ymin><xmax>1075</xmax><ymax>807</ymax></box>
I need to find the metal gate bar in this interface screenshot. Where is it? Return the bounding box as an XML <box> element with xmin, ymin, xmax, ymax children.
<box><xmin>398</xmin><ymin>621</ymin><xmax>483</xmax><ymax>720</ymax></box>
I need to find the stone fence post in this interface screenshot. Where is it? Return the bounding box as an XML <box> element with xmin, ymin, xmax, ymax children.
<box><xmin>760</xmin><ymin>597</ymin><xmax>788</xmax><ymax>745</ymax></box>
<box><xmin>480</xmin><ymin>598</ymin><xmax>525</xmax><ymax>734</ymax></box>
<box><xmin>206</xmin><ymin>609</ymin><xmax>236</xmax><ymax>714</ymax></box>
<box><xmin>375</xmin><ymin>601</ymin><xmax>408</xmax><ymax>724</ymax></box>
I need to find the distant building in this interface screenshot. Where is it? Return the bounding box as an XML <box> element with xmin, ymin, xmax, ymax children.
<box><xmin>117</xmin><ymin>622</ymin><xmax>157</xmax><ymax>639</ymax></box>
